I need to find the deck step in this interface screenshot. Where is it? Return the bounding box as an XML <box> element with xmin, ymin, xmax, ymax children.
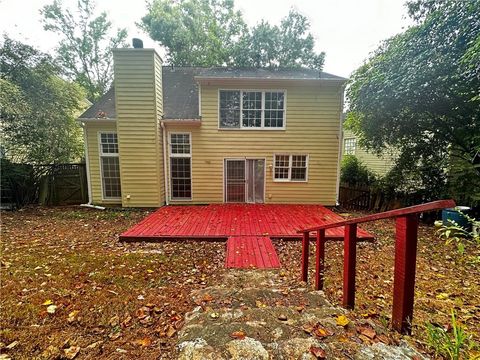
<box><xmin>225</xmin><ymin>236</ymin><xmax>280</xmax><ymax>269</ymax></box>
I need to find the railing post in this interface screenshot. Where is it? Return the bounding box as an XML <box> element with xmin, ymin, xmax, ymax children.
<box><xmin>301</xmin><ymin>231</ymin><xmax>309</xmax><ymax>282</ymax></box>
<box><xmin>315</xmin><ymin>229</ymin><xmax>326</xmax><ymax>290</ymax></box>
<box><xmin>343</xmin><ymin>223</ymin><xmax>357</xmax><ymax>309</ymax></box>
<box><xmin>392</xmin><ymin>214</ymin><xmax>419</xmax><ymax>334</ymax></box>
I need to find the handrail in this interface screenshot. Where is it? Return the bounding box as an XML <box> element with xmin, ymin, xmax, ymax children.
<box><xmin>298</xmin><ymin>199</ymin><xmax>455</xmax><ymax>233</ymax></box>
<box><xmin>299</xmin><ymin>199</ymin><xmax>456</xmax><ymax>335</ymax></box>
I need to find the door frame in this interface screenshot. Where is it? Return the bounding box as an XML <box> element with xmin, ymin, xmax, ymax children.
<box><xmin>223</xmin><ymin>157</ymin><xmax>266</xmax><ymax>203</ymax></box>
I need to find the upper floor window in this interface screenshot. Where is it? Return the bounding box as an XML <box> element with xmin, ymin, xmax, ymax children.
<box><xmin>344</xmin><ymin>138</ymin><xmax>357</xmax><ymax>155</ymax></box>
<box><xmin>219</xmin><ymin>90</ymin><xmax>285</xmax><ymax>129</ymax></box>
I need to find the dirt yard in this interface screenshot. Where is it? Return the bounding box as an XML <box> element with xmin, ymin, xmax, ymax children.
<box><xmin>1</xmin><ymin>206</ymin><xmax>479</xmax><ymax>359</ymax></box>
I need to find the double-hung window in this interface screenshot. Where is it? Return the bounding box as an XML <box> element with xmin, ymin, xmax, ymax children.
<box><xmin>219</xmin><ymin>90</ymin><xmax>285</xmax><ymax>129</ymax></box>
<box><xmin>170</xmin><ymin>133</ymin><xmax>192</xmax><ymax>200</ymax></box>
<box><xmin>344</xmin><ymin>138</ymin><xmax>357</xmax><ymax>155</ymax></box>
<box><xmin>99</xmin><ymin>132</ymin><xmax>121</xmax><ymax>199</ymax></box>
<box><xmin>273</xmin><ymin>154</ymin><xmax>308</xmax><ymax>182</ymax></box>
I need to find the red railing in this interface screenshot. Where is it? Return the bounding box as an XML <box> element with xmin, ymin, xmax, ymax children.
<box><xmin>298</xmin><ymin>199</ymin><xmax>456</xmax><ymax>334</ymax></box>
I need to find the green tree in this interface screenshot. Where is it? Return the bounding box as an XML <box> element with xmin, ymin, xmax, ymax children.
<box><xmin>41</xmin><ymin>0</ymin><xmax>128</xmax><ymax>101</ymax></box>
<box><xmin>141</xmin><ymin>0</ymin><xmax>325</xmax><ymax>69</ymax></box>
<box><xmin>141</xmin><ymin>0</ymin><xmax>247</xmax><ymax>66</ymax></box>
<box><xmin>346</xmin><ymin>0</ymin><xmax>480</xmax><ymax>204</ymax></box>
<box><xmin>0</xmin><ymin>36</ymin><xmax>85</xmax><ymax>164</ymax></box>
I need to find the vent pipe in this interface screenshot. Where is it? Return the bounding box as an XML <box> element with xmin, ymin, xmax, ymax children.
<box><xmin>132</xmin><ymin>38</ymin><xmax>143</xmax><ymax>49</ymax></box>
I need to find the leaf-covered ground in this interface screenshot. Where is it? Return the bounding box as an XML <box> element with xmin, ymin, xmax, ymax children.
<box><xmin>1</xmin><ymin>207</ymin><xmax>479</xmax><ymax>359</ymax></box>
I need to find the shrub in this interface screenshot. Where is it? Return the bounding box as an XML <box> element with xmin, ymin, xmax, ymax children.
<box><xmin>0</xmin><ymin>159</ymin><xmax>39</xmax><ymax>208</ymax></box>
<box><xmin>340</xmin><ymin>155</ymin><xmax>377</xmax><ymax>186</ymax></box>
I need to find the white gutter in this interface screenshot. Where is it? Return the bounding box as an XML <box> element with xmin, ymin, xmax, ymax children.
<box><xmin>161</xmin><ymin>121</ymin><xmax>169</xmax><ymax>205</ymax></box>
<box><xmin>335</xmin><ymin>86</ymin><xmax>346</xmax><ymax>206</ymax></box>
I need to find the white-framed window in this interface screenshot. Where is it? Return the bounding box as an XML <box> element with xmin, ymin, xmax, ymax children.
<box><xmin>99</xmin><ymin>132</ymin><xmax>121</xmax><ymax>199</ymax></box>
<box><xmin>344</xmin><ymin>138</ymin><xmax>357</xmax><ymax>155</ymax></box>
<box><xmin>273</xmin><ymin>154</ymin><xmax>308</xmax><ymax>182</ymax></box>
<box><xmin>219</xmin><ymin>90</ymin><xmax>286</xmax><ymax>129</ymax></box>
<box><xmin>169</xmin><ymin>133</ymin><xmax>192</xmax><ymax>200</ymax></box>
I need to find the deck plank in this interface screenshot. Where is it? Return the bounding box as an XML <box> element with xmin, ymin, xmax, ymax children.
<box><xmin>226</xmin><ymin>236</ymin><xmax>280</xmax><ymax>269</ymax></box>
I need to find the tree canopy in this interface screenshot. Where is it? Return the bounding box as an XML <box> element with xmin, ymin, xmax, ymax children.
<box><xmin>0</xmin><ymin>36</ymin><xmax>85</xmax><ymax>164</ymax></box>
<box><xmin>140</xmin><ymin>0</ymin><xmax>325</xmax><ymax>69</ymax></box>
<box><xmin>41</xmin><ymin>0</ymin><xmax>128</xmax><ymax>101</ymax></box>
<box><xmin>346</xmin><ymin>0</ymin><xmax>480</xmax><ymax>204</ymax></box>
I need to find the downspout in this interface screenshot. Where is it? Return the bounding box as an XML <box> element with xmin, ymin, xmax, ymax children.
<box><xmin>335</xmin><ymin>85</ymin><xmax>346</xmax><ymax>206</ymax></box>
<box><xmin>80</xmin><ymin>123</ymin><xmax>105</xmax><ymax>210</ymax></box>
<box><xmin>82</xmin><ymin>123</ymin><xmax>92</xmax><ymax>204</ymax></box>
<box><xmin>161</xmin><ymin>121</ymin><xmax>169</xmax><ymax>205</ymax></box>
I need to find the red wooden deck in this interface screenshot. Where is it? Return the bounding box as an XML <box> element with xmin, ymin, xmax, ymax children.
<box><xmin>226</xmin><ymin>236</ymin><xmax>281</xmax><ymax>269</ymax></box>
<box><xmin>120</xmin><ymin>204</ymin><xmax>374</xmax><ymax>241</ymax></box>
<box><xmin>120</xmin><ymin>204</ymin><xmax>373</xmax><ymax>269</ymax></box>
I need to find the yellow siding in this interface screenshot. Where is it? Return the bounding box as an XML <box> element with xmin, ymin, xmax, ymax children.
<box><xmin>343</xmin><ymin>129</ymin><xmax>394</xmax><ymax>175</ymax></box>
<box><xmin>84</xmin><ymin>121</ymin><xmax>120</xmax><ymax>205</ymax></box>
<box><xmin>167</xmin><ymin>80</ymin><xmax>344</xmax><ymax>206</ymax></box>
<box><xmin>113</xmin><ymin>49</ymin><xmax>164</xmax><ymax>207</ymax></box>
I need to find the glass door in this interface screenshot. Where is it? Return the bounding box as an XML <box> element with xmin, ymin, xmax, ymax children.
<box><xmin>246</xmin><ymin>159</ymin><xmax>265</xmax><ymax>203</ymax></box>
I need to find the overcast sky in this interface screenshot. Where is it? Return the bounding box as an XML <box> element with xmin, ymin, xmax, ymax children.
<box><xmin>0</xmin><ymin>0</ymin><xmax>412</xmax><ymax>78</ymax></box>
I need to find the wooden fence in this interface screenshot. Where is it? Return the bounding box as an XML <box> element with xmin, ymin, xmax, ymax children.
<box><xmin>39</xmin><ymin>163</ymin><xmax>88</xmax><ymax>205</ymax></box>
<box><xmin>339</xmin><ymin>183</ymin><xmax>426</xmax><ymax>212</ymax></box>
<box><xmin>1</xmin><ymin>162</ymin><xmax>88</xmax><ymax>209</ymax></box>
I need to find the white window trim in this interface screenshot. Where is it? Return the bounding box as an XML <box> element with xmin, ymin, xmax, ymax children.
<box><xmin>168</xmin><ymin>132</ymin><xmax>193</xmax><ymax>201</ymax></box>
<box><xmin>344</xmin><ymin>137</ymin><xmax>357</xmax><ymax>155</ymax></box>
<box><xmin>273</xmin><ymin>154</ymin><xmax>309</xmax><ymax>182</ymax></box>
<box><xmin>218</xmin><ymin>89</ymin><xmax>287</xmax><ymax>130</ymax></box>
<box><xmin>98</xmin><ymin>131</ymin><xmax>121</xmax><ymax>201</ymax></box>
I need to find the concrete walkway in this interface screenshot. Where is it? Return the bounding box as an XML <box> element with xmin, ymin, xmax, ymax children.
<box><xmin>176</xmin><ymin>270</ymin><xmax>426</xmax><ymax>359</ymax></box>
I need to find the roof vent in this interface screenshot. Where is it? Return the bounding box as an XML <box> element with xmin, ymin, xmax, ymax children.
<box><xmin>132</xmin><ymin>38</ymin><xmax>143</xmax><ymax>49</ymax></box>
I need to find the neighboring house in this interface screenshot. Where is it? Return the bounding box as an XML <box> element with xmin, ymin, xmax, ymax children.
<box><xmin>342</xmin><ymin>128</ymin><xmax>394</xmax><ymax>176</ymax></box>
<box><xmin>78</xmin><ymin>47</ymin><xmax>347</xmax><ymax>207</ymax></box>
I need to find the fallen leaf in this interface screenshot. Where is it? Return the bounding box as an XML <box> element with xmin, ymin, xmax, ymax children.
<box><xmin>313</xmin><ymin>326</ymin><xmax>332</xmax><ymax>338</ymax></box>
<box><xmin>336</xmin><ymin>315</ymin><xmax>349</xmax><ymax>327</ymax></box>
<box><xmin>200</xmin><ymin>293</ymin><xmax>213</xmax><ymax>302</ymax></box>
<box><xmin>166</xmin><ymin>325</ymin><xmax>176</xmax><ymax>338</ymax></box>
<box><xmin>255</xmin><ymin>300</ymin><xmax>267</xmax><ymax>308</ymax></box>
<box><xmin>310</xmin><ymin>345</ymin><xmax>326</xmax><ymax>359</ymax></box>
<box><xmin>358</xmin><ymin>326</ymin><xmax>376</xmax><ymax>339</ymax></box>
<box><xmin>64</xmin><ymin>345</ymin><xmax>80</xmax><ymax>359</ymax></box>
<box><xmin>42</xmin><ymin>300</ymin><xmax>53</xmax><ymax>306</ymax></box>
<box><xmin>6</xmin><ymin>341</ymin><xmax>19</xmax><ymax>350</ymax></box>
<box><xmin>302</xmin><ymin>324</ymin><xmax>314</xmax><ymax>334</ymax></box>
<box><xmin>209</xmin><ymin>312</ymin><xmax>219</xmax><ymax>320</ymax></box>
<box><xmin>135</xmin><ymin>306</ymin><xmax>150</xmax><ymax>319</ymax></box>
<box><xmin>67</xmin><ymin>310</ymin><xmax>79</xmax><ymax>323</ymax></box>
<box><xmin>133</xmin><ymin>337</ymin><xmax>151</xmax><ymax>347</ymax></box>
<box><xmin>230</xmin><ymin>330</ymin><xmax>246</xmax><ymax>340</ymax></box>
<box><xmin>47</xmin><ymin>305</ymin><xmax>57</xmax><ymax>314</ymax></box>
<box><xmin>436</xmin><ymin>293</ymin><xmax>449</xmax><ymax>300</ymax></box>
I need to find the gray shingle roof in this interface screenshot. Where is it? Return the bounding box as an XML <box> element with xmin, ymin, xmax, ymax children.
<box><xmin>163</xmin><ymin>67</ymin><xmax>200</xmax><ymax>119</ymax></box>
<box><xmin>195</xmin><ymin>68</ymin><xmax>347</xmax><ymax>80</ymax></box>
<box><xmin>79</xmin><ymin>87</ymin><xmax>116</xmax><ymax>119</ymax></box>
<box><xmin>79</xmin><ymin>67</ymin><xmax>346</xmax><ymax>120</ymax></box>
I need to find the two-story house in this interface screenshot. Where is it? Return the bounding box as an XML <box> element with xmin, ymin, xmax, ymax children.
<box><xmin>79</xmin><ymin>46</ymin><xmax>347</xmax><ymax>207</ymax></box>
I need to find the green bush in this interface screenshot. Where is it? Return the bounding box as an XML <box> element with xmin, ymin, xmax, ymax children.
<box><xmin>340</xmin><ymin>155</ymin><xmax>377</xmax><ymax>186</ymax></box>
<box><xmin>0</xmin><ymin>158</ymin><xmax>38</xmax><ymax>208</ymax></box>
